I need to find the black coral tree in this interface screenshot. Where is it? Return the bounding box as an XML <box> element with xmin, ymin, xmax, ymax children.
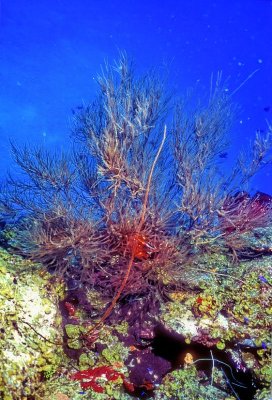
<box><xmin>1</xmin><ymin>56</ymin><xmax>272</xmax><ymax>319</ymax></box>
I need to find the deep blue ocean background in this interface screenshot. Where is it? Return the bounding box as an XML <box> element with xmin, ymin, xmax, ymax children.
<box><xmin>0</xmin><ymin>0</ymin><xmax>271</xmax><ymax>193</ymax></box>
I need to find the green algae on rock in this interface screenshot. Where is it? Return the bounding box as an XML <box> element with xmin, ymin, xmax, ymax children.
<box><xmin>159</xmin><ymin>253</ymin><xmax>272</xmax><ymax>396</ymax></box>
<box><xmin>154</xmin><ymin>365</ymin><xmax>236</xmax><ymax>400</ymax></box>
<box><xmin>0</xmin><ymin>248</ymin><xmax>64</xmax><ymax>400</ymax></box>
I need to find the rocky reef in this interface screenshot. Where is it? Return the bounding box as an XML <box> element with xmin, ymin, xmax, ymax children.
<box><xmin>0</xmin><ymin>248</ymin><xmax>64</xmax><ymax>400</ymax></box>
<box><xmin>0</xmin><ymin>240</ymin><xmax>271</xmax><ymax>400</ymax></box>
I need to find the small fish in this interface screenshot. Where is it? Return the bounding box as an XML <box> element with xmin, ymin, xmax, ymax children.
<box><xmin>259</xmin><ymin>275</ymin><xmax>272</xmax><ymax>286</ymax></box>
<box><xmin>71</xmin><ymin>105</ymin><xmax>84</xmax><ymax>114</ymax></box>
<box><xmin>259</xmin><ymin>275</ymin><xmax>268</xmax><ymax>284</ymax></box>
<box><xmin>219</xmin><ymin>152</ymin><xmax>228</xmax><ymax>159</ymax></box>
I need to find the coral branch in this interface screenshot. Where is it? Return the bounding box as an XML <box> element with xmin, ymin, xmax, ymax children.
<box><xmin>90</xmin><ymin>125</ymin><xmax>167</xmax><ymax>331</ymax></box>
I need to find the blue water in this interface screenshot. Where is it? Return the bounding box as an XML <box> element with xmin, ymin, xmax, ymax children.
<box><xmin>0</xmin><ymin>0</ymin><xmax>271</xmax><ymax>193</ymax></box>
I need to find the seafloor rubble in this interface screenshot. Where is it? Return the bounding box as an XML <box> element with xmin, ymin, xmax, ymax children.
<box><xmin>0</xmin><ymin>229</ymin><xmax>271</xmax><ymax>400</ymax></box>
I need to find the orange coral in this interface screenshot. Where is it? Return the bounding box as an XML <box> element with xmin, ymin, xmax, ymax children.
<box><xmin>126</xmin><ymin>232</ymin><xmax>153</xmax><ymax>260</ymax></box>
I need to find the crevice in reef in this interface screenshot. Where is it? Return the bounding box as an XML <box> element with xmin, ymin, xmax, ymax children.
<box><xmin>151</xmin><ymin>325</ymin><xmax>262</xmax><ymax>400</ymax></box>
